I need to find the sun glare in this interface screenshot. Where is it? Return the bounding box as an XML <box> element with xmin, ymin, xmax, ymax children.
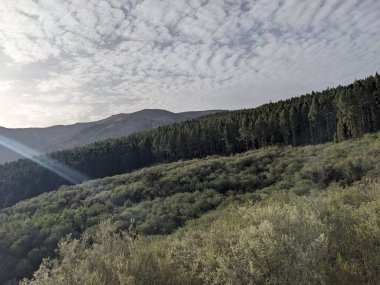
<box><xmin>0</xmin><ymin>134</ymin><xmax>88</xmax><ymax>184</ymax></box>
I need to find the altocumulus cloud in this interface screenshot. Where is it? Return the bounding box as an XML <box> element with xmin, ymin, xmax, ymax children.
<box><xmin>0</xmin><ymin>0</ymin><xmax>379</xmax><ymax>127</ymax></box>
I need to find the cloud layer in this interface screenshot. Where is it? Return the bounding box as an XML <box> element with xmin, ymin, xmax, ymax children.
<box><xmin>0</xmin><ymin>0</ymin><xmax>379</xmax><ymax>127</ymax></box>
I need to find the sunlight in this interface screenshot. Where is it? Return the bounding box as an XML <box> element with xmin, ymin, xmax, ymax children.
<box><xmin>0</xmin><ymin>134</ymin><xmax>88</xmax><ymax>184</ymax></box>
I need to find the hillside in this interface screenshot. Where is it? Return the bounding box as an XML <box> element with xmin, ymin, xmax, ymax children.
<box><xmin>23</xmin><ymin>182</ymin><xmax>380</xmax><ymax>285</ymax></box>
<box><xmin>1</xmin><ymin>131</ymin><xmax>380</xmax><ymax>283</ymax></box>
<box><xmin>0</xmin><ymin>109</ymin><xmax>221</xmax><ymax>164</ymax></box>
<box><xmin>0</xmin><ymin>74</ymin><xmax>379</xmax><ymax>209</ymax></box>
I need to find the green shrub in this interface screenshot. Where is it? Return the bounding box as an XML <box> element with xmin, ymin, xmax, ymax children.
<box><xmin>23</xmin><ymin>183</ymin><xmax>380</xmax><ymax>285</ymax></box>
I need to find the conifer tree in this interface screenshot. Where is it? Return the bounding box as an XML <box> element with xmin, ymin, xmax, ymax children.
<box><xmin>279</xmin><ymin>108</ymin><xmax>291</xmax><ymax>144</ymax></box>
<box><xmin>289</xmin><ymin>104</ymin><xmax>299</xmax><ymax>145</ymax></box>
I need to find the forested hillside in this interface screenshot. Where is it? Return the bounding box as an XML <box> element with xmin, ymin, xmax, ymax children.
<box><xmin>1</xmin><ymin>132</ymin><xmax>380</xmax><ymax>283</ymax></box>
<box><xmin>0</xmin><ymin>74</ymin><xmax>379</xmax><ymax>208</ymax></box>
<box><xmin>0</xmin><ymin>109</ymin><xmax>221</xmax><ymax>164</ymax></box>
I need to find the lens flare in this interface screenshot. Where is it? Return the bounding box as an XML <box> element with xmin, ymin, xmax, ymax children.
<box><xmin>0</xmin><ymin>134</ymin><xmax>88</xmax><ymax>184</ymax></box>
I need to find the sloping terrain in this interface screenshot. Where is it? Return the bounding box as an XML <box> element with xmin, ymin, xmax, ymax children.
<box><xmin>1</xmin><ymin>74</ymin><xmax>379</xmax><ymax>209</ymax></box>
<box><xmin>23</xmin><ymin>182</ymin><xmax>380</xmax><ymax>285</ymax></box>
<box><xmin>0</xmin><ymin>109</ymin><xmax>221</xmax><ymax>164</ymax></box>
<box><xmin>1</xmin><ymin>131</ymin><xmax>379</xmax><ymax>283</ymax></box>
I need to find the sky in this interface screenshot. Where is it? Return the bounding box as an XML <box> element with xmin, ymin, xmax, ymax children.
<box><xmin>0</xmin><ymin>0</ymin><xmax>379</xmax><ymax>128</ymax></box>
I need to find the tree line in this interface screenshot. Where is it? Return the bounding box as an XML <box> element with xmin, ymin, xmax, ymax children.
<box><xmin>0</xmin><ymin>73</ymin><xmax>379</xmax><ymax>208</ymax></box>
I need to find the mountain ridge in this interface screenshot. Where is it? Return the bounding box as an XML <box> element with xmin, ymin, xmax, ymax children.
<box><xmin>0</xmin><ymin>109</ymin><xmax>223</xmax><ymax>164</ymax></box>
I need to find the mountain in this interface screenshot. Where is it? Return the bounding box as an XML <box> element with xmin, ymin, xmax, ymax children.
<box><xmin>0</xmin><ymin>74</ymin><xmax>379</xmax><ymax>209</ymax></box>
<box><xmin>0</xmin><ymin>109</ymin><xmax>222</xmax><ymax>164</ymax></box>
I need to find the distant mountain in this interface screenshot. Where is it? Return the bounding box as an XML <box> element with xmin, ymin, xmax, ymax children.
<box><xmin>0</xmin><ymin>109</ymin><xmax>222</xmax><ymax>164</ymax></box>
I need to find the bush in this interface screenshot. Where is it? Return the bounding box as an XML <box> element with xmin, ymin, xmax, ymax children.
<box><xmin>21</xmin><ymin>221</ymin><xmax>136</xmax><ymax>285</ymax></box>
<box><xmin>23</xmin><ymin>183</ymin><xmax>380</xmax><ymax>285</ymax></box>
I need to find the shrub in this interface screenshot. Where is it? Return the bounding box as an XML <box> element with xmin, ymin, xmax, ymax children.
<box><xmin>23</xmin><ymin>183</ymin><xmax>380</xmax><ymax>285</ymax></box>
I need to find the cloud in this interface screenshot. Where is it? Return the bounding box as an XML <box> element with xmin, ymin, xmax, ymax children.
<box><xmin>0</xmin><ymin>80</ymin><xmax>18</xmax><ymax>92</ymax></box>
<box><xmin>0</xmin><ymin>0</ymin><xmax>379</xmax><ymax>127</ymax></box>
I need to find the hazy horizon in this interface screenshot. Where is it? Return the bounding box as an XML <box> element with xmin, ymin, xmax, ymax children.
<box><xmin>0</xmin><ymin>0</ymin><xmax>379</xmax><ymax>128</ymax></box>
<box><xmin>0</xmin><ymin>108</ymin><xmax>226</xmax><ymax>129</ymax></box>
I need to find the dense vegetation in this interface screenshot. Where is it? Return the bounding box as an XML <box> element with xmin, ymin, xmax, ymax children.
<box><xmin>22</xmin><ymin>181</ymin><xmax>380</xmax><ymax>285</ymax></box>
<box><xmin>1</xmin><ymin>132</ymin><xmax>380</xmax><ymax>284</ymax></box>
<box><xmin>1</xmin><ymin>74</ymin><xmax>379</xmax><ymax>208</ymax></box>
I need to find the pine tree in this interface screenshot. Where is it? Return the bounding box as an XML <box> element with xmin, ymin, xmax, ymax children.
<box><xmin>239</xmin><ymin>117</ymin><xmax>251</xmax><ymax>151</ymax></box>
<box><xmin>308</xmin><ymin>98</ymin><xmax>319</xmax><ymax>143</ymax></box>
<box><xmin>279</xmin><ymin>108</ymin><xmax>291</xmax><ymax>144</ymax></box>
<box><xmin>289</xmin><ymin>104</ymin><xmax>299</xmax><ymax>145</ymax></box>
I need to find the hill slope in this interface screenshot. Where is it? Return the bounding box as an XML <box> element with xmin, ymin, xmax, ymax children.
<box><xmin>1</xmin><ymin>131</ymin><xmax>380</xmax><ymax>283</ymax></box>
<box><xmin>0</xmin><ymin>109</ymin><xmax>221</xmax><ymax>164</ymax></box>
<box><xmin>0</xmin><ymin>74</ymin><xmax>379</xmax><ymax>209</ymax></box>
<box><xmin>22</xmin><ymin>182</ymin><xmax>380</xmax><ymax>285</ymax></box>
